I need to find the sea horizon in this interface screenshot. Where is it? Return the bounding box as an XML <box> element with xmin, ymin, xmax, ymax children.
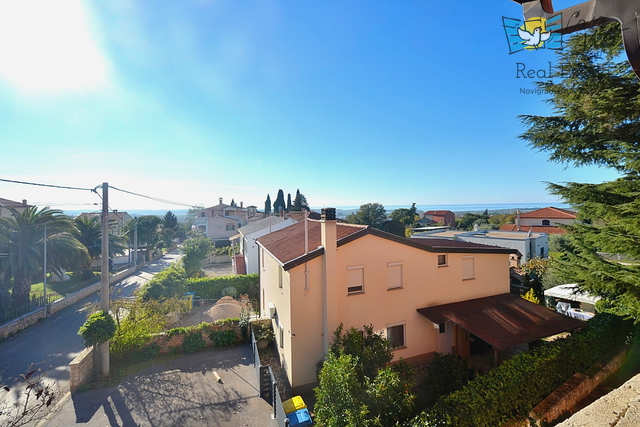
<box><xmin>62</xmin><ymin>202</ymin><xmax>570</xmax><ymax>220</ymax></box>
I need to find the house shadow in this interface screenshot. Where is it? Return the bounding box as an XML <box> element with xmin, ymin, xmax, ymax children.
<box><xmin>70</xmin><ymin>346</ymin><xmax>270</xmax><ymax>426</ymax></box>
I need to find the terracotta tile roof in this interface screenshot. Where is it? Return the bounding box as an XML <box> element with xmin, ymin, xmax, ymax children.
<box><xmin>256</xmin><ymin>220</ymin><xmax>368</xmax><ymax>268</ymax></box>
<box><xmin>417</xmin><ymin>293</ymin><xmax>585</xmax><ymax>350</ymax></box>
<box><xmin>499</xmin><ymin>224</ymin><xmax>568</xmax><ymax>235</ymax></box>
<box><xmin>257</xmin><ymin>220</ymin><xmax>518</xmax><ymax>270</ymax></box>
<box><xmin>0</xmin><ymin>197</ymin><xmax>29</xmax><ymax>207</ymax></box>
<box><xmin>519</xmin><ymin>207</ymin><xmax>576</xmax><ymax>219</ymax></box>
<box><xmin>423</xmin><ymin>210</ymin><xmax>453</xmax><ymax>216</ymax></box>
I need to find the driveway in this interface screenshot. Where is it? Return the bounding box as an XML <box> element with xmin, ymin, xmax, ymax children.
<box><xmin>41</xmin><ymin>345</ymin><xmax>276</xmax><ymax>427</ymax></box>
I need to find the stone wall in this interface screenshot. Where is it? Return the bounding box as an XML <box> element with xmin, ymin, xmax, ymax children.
<box><xmin>503</xmin><ymin>348</ymin><xmax>629</xmax><ymax>427</ymax></box>
<box><xmin>145</xmin><ymin>322</ymin><xmax>241</xmax><ymax>355</ymax></box>
<box><xmin>69</xmin><ymin>346</ymin><xmax>95</xmax><ymax>392</ymax></box>
<box><xmin>530</xmin><ymin>349</ymin><xmax>629</xmax><ymax>424</ymax></box>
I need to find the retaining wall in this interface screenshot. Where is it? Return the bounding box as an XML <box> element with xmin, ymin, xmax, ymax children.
<box><xmin>69</xmin><ymin>346</ymin><xmax>95</xmax><ymax>392</ymax></box>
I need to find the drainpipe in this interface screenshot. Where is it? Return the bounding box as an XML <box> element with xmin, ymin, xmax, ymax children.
<box><xmin>304</xmin><ymin>209</ymin><xmax>309</xmax><ymax>291</ymax></box>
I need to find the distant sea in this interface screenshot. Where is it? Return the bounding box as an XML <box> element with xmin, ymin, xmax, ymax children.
<box><xmin>63</xmin><ymin>202</ymin><xmax>571</xmax><ymax>221</ymax></box>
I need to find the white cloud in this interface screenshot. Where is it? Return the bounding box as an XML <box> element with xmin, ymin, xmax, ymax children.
<box><xmin>0</xmin><ymin>0</ymin><xmax>111</xmax><ymax>94</ymax></box>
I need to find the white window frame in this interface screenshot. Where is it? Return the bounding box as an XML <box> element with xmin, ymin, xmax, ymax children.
<box><xmin>387</xmin><ymin>322</ymin><xmax>406</xmax><ymax>349</ymax></box>
<box><xmin>346</xmin><ymin>265</ymin><xmax>365</xmax><ymax>294</ymax></box>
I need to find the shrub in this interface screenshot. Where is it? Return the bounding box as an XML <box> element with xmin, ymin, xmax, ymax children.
<box><xmin>139</xmin><ymin>264</ymin><xmax>187</xmax><ymax>301</ymax></box>
<box><xmin>187</xmin><ymin>274</ymin><xmax>259</xmax><ymax>301</ymax></box>
<box><xmin>78</xmin><ymin>311</ymin><xmax>116</xmax><ymax>347</ymax></box>
<box><xmin>420</xmin><ymin>353</ymin><xmax>475</xmax><ymax>408</ymax></box>
<box><xmin>182</xmin><ymin>331</ymin><xmax>206</xmax><ymax>353</ymax></box>
<box><xmin>210</xmin><ymin>329</ymin><xmax>237</xmax><ymax>347</ymax></box>
<box><xmin>411</xmin><ymin>313</ymin><xmax>633</xmax><ymax>427</ymax></box>
<box><xmin>251</xmin><ymin>320</ymin><xmax>275</xmax><ymax>342</ymax></box>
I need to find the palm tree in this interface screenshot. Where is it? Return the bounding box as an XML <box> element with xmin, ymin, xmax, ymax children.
<box><xmin>73</xmin><ymin>215</ymin><xmax>129</xmax><ymax>276</ymax></box>
<box><xmin>0</xmin><ymin>206</ymin><xmax>89</xmax><ymax>307</ymax></box>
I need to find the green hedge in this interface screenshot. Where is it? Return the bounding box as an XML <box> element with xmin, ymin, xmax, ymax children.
<box><xmin>410</xmin><ymin>314</ymin><xmax>633</xmax><ymax>427</ymax></box>
<box><xmin>186</xmin><ymin>274</ymin><xmax>259</xmax><ymax>300</ymax></box>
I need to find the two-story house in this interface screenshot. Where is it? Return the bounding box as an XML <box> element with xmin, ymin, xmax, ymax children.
<box><xmin>194</xmin><ymin>198</ymin><xmax>249</xmax><ymax>246</ymax></box>
<box><xmin>0</xmin><ymin>198</ymin><xmax>31</xmax><ymax>218</ymax></box>
<box><xmin>422</xmin><ymin>210</ymin><xmax>456</xmax><ymax>227</ymax></box>
<box><xmin>231</xmin><ymin>215</ymin><xmax>297</xmax><ymax>275</ymax></box>
<box><xmin>256</xmin><ymin>208</ymin><xmax>583</xmax><ymax>393</ymax></box>
<box><xmin>500</xmin><ymin>207</ymin><xmax>576</xmax><ymax>235</ymax></box>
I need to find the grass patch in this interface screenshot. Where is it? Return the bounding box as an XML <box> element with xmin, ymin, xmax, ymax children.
<box><xmin>28</xmin><ymin>272</ymin><xmax>100</xmax><ymax>299</ymax></box>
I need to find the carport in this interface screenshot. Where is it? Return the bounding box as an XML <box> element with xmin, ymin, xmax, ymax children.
<box><xmin>417</xmin><ymin>293</ymin><xmax>586</xmax><ymax>366</ymax></box>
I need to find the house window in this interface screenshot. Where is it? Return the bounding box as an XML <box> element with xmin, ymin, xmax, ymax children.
<box><xmin>387</xmin><ymin>262</ymin><xmax>403</xmax><ymax>289</ymax></box>
<box><xmin>542</xmin><ymin>219</ymin><xmax>550</xmax><ymax>226</ymax></box>
<box><xmin>278</xmin><ymin>268</ymin><xmax>283</xmax><ymax>289</ymax></box>
<box><xmin>279</xmin><ymin>326</ymin><xmax>284</xmax><ymax>349</ymax></box>
<box><xmin>225</xmin><ymin>211</ymin><xmax>230</xmax><ymax>216</ymax></box>
<box><xmin>439</xmin><ymin>322</ymin><xmax>446</xmax><ymax>334</ymax></box>
<box><xmin>462</xmin><ymin>256</ymin><xmax>475</xmax><ymax>280</ymax></box>
<box><xmin>387</xmin><ymin>323</ymin><xmax>406</xmax><ymax>349</ymax></box>
<box><xmin>226</xmin><ymin>224</ymin><xmax>235</xmax><ymax>231</ymax></box>
<box><xmin>437</xmin><ymin>254</ymin><xmax>448</xmax><ymax>267</ymax></box>
<box><xmin>200</xmin><ymin>212</ymin><xmax>205</xmax><ymax>217</ymax></box>
<box><xmin>347</xmin><ymin>266</ymin><xmax>364</xmax><ymax>294</ymax></box>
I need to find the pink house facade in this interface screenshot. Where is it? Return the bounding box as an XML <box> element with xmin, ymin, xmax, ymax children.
<box><xmin>256</xmin><ymin>208</ymin><xmax>583</xmax><ymax>392</ymax></box>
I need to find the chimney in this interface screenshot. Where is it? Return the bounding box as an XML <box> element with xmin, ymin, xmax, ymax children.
<box><xmin>321</xmin><ymin>208</ymin><xmax>338</xmax><ymax>355</ymax></box>
<box><xmin>515</xmin><ymin>209</ymin><xmax>521</xmax><ymax>228</ymax></box>
<box><xmin>22</xmin><ymin>199</ymin><xmax>27</xmax><ymax>205</ymax></box>
<box><xmin>219</xmin><ymin>197</ymin><xmax>223</xmax><ymax>204</ymax></box>
<box><xmin>240</xmin><ymin>201</ymin><xmax>243</xmax><ymax>208</ymax></box>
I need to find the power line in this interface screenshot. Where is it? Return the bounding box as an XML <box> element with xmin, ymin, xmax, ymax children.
<box><xmin>109</xmin><ymin>185</ymin><xmax>199</xmax><ymax>208</ymax></box>
<box><xmin>0</xmin><ymin>178</ymin><xmax>95</xmax><ymax>192</ymax></box>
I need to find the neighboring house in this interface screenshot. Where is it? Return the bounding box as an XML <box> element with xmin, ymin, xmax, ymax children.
<box><xmin>256</xmin><ymin>208</ymin><xmax>583</xmax><ymax>393</ymax></box>
<box><xmin>75</xmin><ymin>211</ymin><xmax>133</xmax><ymax>237</ymax></box>
<box><xmin>411</xmin><ymin>228</ymin><xmax>548</xmax><ymax>265</ymax></box>
<box><xmin>500</xmin><ymin>207</ymin><xmax>576</xmax><ymax>235</ymax></box>
<box><xmin>0</xmin><ymin>197</ymin><xmax>31</xmax><ymax>218</ymax></box>
<box><xmin>194</xmin><ymin>198</ymin><xmax>249</xmax><ymax>246</ymax></box>
<box><xmin>422</xmin><ymin>210</ymin><xmax>456</xmax><ymax>227</ymax></box>
<box><xmin>231</xmin><ymin>215</ymin><xmax>297</xmax><ymax>275</ymax></box>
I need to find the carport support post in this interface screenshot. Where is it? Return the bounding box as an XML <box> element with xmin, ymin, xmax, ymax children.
<box><xmin>493</xmin><ymin>347</ymin><xmax>500</xmax><ymax>368</ymax></box>
<box><xmin>100</xmin><ymin>182</ymin><xmax>110</xmax><ymax>377</ymax></box>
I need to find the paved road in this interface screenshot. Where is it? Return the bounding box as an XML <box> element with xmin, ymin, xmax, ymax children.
<box><xmin>0</xmin><ymin>250</ymin><xmax>182</xmax><ymax>398</ymax></box>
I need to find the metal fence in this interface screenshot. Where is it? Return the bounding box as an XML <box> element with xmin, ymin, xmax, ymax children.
<box><xmin>1</xmin><ymin>277</ymin><xmax>100</xmax><ymax>326</ymax></box>
<box><xmin>251</xmin><ymin>328</ymin><xmax>290</xmax><ymax>427</ymax></box>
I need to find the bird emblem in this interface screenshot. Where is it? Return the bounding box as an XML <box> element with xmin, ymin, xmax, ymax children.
<box><xmin>517</xmin><ymin>26</ymin><xmax>551</xmax><ymax>47</ymax></box>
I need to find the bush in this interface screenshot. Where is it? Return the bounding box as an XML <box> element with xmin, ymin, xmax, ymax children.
<box><xmin>182</xmin><ymin>331</ymin><xmax>206</xmax><ymax>353</ymax></box>
<box><xmin>78</xmin><ymin>311</ymin><xmax>116</xmax><ymax>347</ymax></box>
<box><xmin>210</xmin><ymin>329</ymin><xmax>237</xmax><ymax>347</ymax></box>
<box><xmin>187</xmin><ymin>274</ymin><xmax>259</xmax><ymax>301</ymax></box>
<box><xmin>411</xmin><ymin>313</ymin><xmax>633</xmax><ymax>427</ymax></box>
<box><xmin>139</xmin><ymin>264</ymin><xmax>187</xmax><ymax>301</ymax></box>
<box><xmin>251</xmin><ymin>320</ymin><xmax>275</xmax><ymax>342</ymax></box>
<box><xmin>420</xmin><ymin>353</ymin><xmax>475</xmax><ymax>408</ymax></box>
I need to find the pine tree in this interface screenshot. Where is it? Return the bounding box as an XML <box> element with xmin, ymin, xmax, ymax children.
<box><xmin>264</xmin><ymin>194</ymin><xmax>271</xmax><ymax>216</ymax></box>
<box><xmin>519</xmin><ymin>22</ymin><xmax>640</xmax><ymax>319</ymax></box>
<box><xmin>292</xmin><ymin>189</ymin><xmax>309</xmax><ymax>211</ymax></box>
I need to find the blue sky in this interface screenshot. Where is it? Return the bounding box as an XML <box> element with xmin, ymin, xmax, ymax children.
<box><xmin>0</xmin><ymin>0</ymin><xmax>621</xmax><ymax>211</ymax></box>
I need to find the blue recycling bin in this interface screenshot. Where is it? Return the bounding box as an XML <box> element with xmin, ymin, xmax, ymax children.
<box><xmin>286</xmin><ymin>408</ymin><xmax>312</xmax><ymax>426</ymax></box>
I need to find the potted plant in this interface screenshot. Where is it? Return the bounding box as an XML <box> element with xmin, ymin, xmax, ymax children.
<box><xmin>252</xmin><ymin>320</ymin><xmax>275</xmax><ymax>350</ymax></box>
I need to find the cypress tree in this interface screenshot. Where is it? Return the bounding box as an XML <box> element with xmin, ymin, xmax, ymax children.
<box><xmin>273</xmin><ymin>189</ymin><xmax>286</xmax><ymax>214</ymax></box>
<box><xmin>264</xmin><ymin>194</ymin><xmax>271</xmax><ymax>216</ymax></box>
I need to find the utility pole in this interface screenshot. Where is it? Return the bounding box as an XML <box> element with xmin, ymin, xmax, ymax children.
<box><xmin>133</xmin><ymin>219</ymin><xmax>138</xmax><ymax>267</ymax></box>
<box><xmin>43</xmin><ymin>224</ymin><xmax>47</xmax><ymax>317</ymax></box>
<box><xmin>100</xmin><ymin>182</ymin><xmax>110</xmax><ymax>376</ymax></box>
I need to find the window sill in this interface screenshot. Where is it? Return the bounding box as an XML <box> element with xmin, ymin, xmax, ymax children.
<box><xmin>387</xmin><ymin>286</ymin><xmax>403</xmax><ymax>291</ymax></box>
<box><xmin>437</xmin><ymin>265</ymin><xmax>448</xmax><ymax>268</ymax></box>
<box><xmin>392</xmin><ymin>346</ymin><xmax>407</xmax><ymax>351</ymax></box>
<box><xmin>347</xmin><ymin>291</ymin><xmax>364</xmax><ymax>296</ymax></box>
<box><xmin>462</xmin><ymin>278</ymin><xmax>476</xmax><ymax>281</ymax></box>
